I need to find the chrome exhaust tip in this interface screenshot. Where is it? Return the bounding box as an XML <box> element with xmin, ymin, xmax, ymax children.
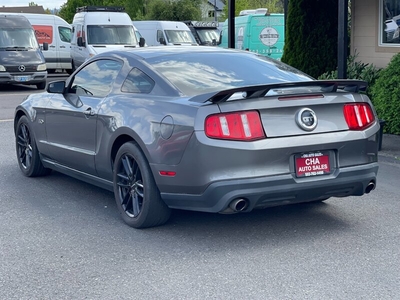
<box><xmin>229</xmin><ymin>198</ymin><xmax>249</xmax><ymax>212</ymax></box>
<box><xmin>365</xmin><ymin>181</ymin><xmax>376</xmax><ymax>194</ymax></box>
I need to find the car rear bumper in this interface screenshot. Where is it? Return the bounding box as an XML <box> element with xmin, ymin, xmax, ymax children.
<box><xmin>160</xmin><ymin>162</ymin><xmax>379</xmax><ymax>213</ymax></box>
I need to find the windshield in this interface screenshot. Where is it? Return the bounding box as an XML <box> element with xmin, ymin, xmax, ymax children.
<box><xmin>87</xmin><ymin>25</ymin><xmax>137</xmax><ymax>45</ymax></box>
<box><xmin>164</xmin><ymin>30</ymin><xmax>196</xmax><ymax>44</ymax></box>
<box><xmin>196</xmin><ymin>28</ymin><xmax>220</xmax><ymax>45</ymax></box>
<box><xmin>0</xmin><ymin>28</ymin><xmax>39</xmax><ymax>49</ymax></box>
<box><xmin>148</xmin><ymin>51</ymin><xmax>313</xmax><ymax>96</ymax></box>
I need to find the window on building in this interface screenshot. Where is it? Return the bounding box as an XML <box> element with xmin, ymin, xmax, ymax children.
<box><xmin>381</xmin><ymin>0</ymin><xmax>400</xmax><ymax>45</ymax></box>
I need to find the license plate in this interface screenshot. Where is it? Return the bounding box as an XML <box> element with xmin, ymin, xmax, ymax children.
<box><xmin>295</xmin><ymin>152</ymin><xmax>331</xmax><ymax>177</ymax></box>
<box><xmin>14</xmin><ymin>76</ymin><xmax>30</xmax><ymax>82</ymax></box>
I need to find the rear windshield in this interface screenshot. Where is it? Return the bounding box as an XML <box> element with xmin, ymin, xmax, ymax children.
<box><xmin>147</xmin><ymin>51</ymin><xmax>313</xmax><ymax>96</ymax></box>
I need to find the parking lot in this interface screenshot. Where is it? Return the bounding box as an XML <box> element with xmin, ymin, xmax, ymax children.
<box><xmin>1</xmin><ymin>80</ymin><xmax>400</xmax><ymax>299</ymax></box>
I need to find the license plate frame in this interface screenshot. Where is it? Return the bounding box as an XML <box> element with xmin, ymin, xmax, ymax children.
<box><xmin>295</xmin><ymin>151</ymin><xmax>331</xmax><ymax>178</ymax></box>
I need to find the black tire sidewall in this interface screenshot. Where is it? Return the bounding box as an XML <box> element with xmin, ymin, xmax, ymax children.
<box><xmin>113</xmin><ymin>142</ymin><xmax>170</xmax><ymax>228</ymax></box>
<box><xmin>16</xmin><ymin>116</ymin><xmax>42</xmax><ymax>177</ymax></box>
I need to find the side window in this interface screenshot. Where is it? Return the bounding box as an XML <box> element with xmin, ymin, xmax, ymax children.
<box><xmin>69</xmin><ymin>59</ymin><xmax>123</xmax><ymax>98</ymax></box>
<box><xmin>121</xmin><ymin>68</ymin><xmax>155</xmax><ymax>94</ymax></box>
<box><xmin>157</xmin><ymin>30</ymin><xmax>164</xmax><ymax>42</ymax></box>
<box><xmin>59</xmin><ymin>26</ymin><xmax>71</xmax><ymax>43</ymax></box>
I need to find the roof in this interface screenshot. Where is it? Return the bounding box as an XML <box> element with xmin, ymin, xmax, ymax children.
<box><xmin>0</xmin><ymin>6</ymin><xmax>46</xmax><ymax>14</ymax></box>
<box><xmin>208</xmin><ymin>0</ymin><xmax>225</xmax><ymax>11</ymax></box>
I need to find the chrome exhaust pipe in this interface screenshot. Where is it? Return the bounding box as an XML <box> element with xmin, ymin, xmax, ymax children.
<box><xmin>229</xmin><ymin>198</ymin><xmax>249</xmax><ymax>212</ymax></box>
<box><xmin>365</xmin><ymin>181</ymin><xmax>376</xmax><ymax>194</ymax></box>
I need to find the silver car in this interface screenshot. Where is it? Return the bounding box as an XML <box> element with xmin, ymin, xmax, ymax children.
<box><xmin>14</xmin><ymin>46</ymin><xmax>379</xmax><ymax>228</ymax></box>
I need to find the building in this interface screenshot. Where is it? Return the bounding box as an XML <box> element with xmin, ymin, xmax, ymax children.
<box><xmin>0</xmin><ymin>5</ymin><xmax>45</xmax><ymax>14</ymax></box>
<box><xmin>200</xmin><ymin>0</ymin><xmax>225</xmax><ymax>21</ymax></box>
<box><xmin>352</xmin><ymin>0</ymin><xmax>400</xmax><ymax>68</ymax></box>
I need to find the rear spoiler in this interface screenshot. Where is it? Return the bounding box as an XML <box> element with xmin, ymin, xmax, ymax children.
<box><xmin>188</xmin><ymin>80</ymin><xmax>368</xmax><ymax>104</ymax></box>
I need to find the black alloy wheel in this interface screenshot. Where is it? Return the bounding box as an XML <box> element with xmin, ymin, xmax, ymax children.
<box><xmin>113</xmin><ymin>142</ymin><xmax>171</xmax><ymax>228</ymax></box>
<box><xmin>116</xmin><ymin>152</ymin><xmax>144</xmax><ymax>218</ymax></box>
<box><xmin>16</xmin><ymin>116</ymin><xmax>50</xmax><ymax>177</ymax></box>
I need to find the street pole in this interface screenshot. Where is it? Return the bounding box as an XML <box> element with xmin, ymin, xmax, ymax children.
<box><xmin>338</xmin><ymin>0</ymin><xmax>349</xmax><ymax>79</ymax></box>
<box><xmin>228</xmin><ymin>0</ymin><xmax>235</xmax><ymax>48</ymax></box>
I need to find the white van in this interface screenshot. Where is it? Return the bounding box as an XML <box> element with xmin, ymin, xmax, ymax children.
<box><xmin>71</xmin><ymin>6</ymin><xmax>144</xmax><ymax>70</ymax></box>
<box><xmin>2</xmin><ymin>13</ymin><xmax>72</xmax><ymax>74</ymax></box>
<box><xmin>133</xmin><ymin>21</ymin><xmax>198</xmax><ymax>46</ymax></box>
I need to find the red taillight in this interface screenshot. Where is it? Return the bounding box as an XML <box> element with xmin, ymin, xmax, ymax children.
<box><xmin>205</xmin><ymin>110</ymin><xmax>266</xmax><ymax>141</ymax></box>
<box><xmin>343</xmin><ymin>103</ymin><xmax>375</xmax><ymax>130</ymax></box>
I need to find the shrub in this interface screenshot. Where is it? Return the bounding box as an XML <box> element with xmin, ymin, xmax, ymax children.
<box><xmin>318</xmin><ymin>53</ymin><xmax>382</xmax><ymax>99</ymax></box>
<box><xmin>281</xmin><ymin>0</ymin><xmax>338</xmax><ymax>78</ymax></box>
<box><xmin>370</xmin><ymin>53</ymin><xmax>400</xmax><ymax>134</ymax></box>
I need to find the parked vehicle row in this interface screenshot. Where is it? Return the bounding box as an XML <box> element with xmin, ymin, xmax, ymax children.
<box><xmin>1</xmin><ymin>5</ymin><xmax>286</xmax><ymax>91</ymax></box>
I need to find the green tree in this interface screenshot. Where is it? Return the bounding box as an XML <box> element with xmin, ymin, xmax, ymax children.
<box><xmin>281</xmin><ymin>0</ymin><xmax>338</xmax><ymax>78</ymax></box>
<box><xmin>29</xmin><ymin>1</ymin><xmax>38</xmax><ymax>6</ymax></box>
<box><xmin>146</xmin><ymin>0</ymin><xmax>201</xmax><ymax>21</ymax></box>
<box><xmin>58</xmin><ymin>0</ymin><xmax>144</xmax><ymax>23</ymax></box>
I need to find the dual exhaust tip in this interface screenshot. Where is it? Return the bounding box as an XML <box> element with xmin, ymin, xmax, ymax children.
<box><xmin>222</xmin><ymin>181</ymin><xmax>375</xmax><ymax>214</ymax></box>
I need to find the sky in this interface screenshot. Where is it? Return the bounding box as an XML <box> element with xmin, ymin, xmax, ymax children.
<box><xmin>0</xmin><ymin>0</ymin><xmax>67</xmax><ymax>10</ymax></box>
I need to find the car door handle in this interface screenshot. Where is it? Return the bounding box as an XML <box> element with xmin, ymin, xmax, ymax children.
<box><xmin>60</xmin><ymin>46</ymin><xmax>66</xmax><ymax>48</ymax></box>
<box><xmin>50</xmin><ymin>45</ymin><xmax>56</xmax><ymax>48</ymax></box>
<box><xmin>83</xmin><ymin>108</ymin><xmax>95</xmax><ymax>116</ymax></box>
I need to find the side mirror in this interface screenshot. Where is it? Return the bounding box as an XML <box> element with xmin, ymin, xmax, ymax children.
<box><xmin>77</xmin><ymin>37</ymin><xmax>85</xmax><ymax>47</ymax></box>
<box><xmin>212</xmin><ymin>39</ymin><xmax>216</xmax><ymax>46</ymax></box>
<box><xmin>42</xmin><ymin>42</ymin><xmax>49</xmax><ymax>51</ymax></box>
<box><xmin>47</xmin><ymin>81</ymin><xmax>66</xmax><ymax>94</ymax></box>
<box><xmin>159</xmin><ymin>37</ymin><xmax>166</xmax><ymax>45</ymax></box>
<box><xmin>139</xmin><ymin>37</ymin><xmax>145</xmax><ymax>47</ymax></box>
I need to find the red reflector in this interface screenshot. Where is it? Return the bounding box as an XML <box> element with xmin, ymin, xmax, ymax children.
<box><xmin>343</xmin><ymin>103</ymin><xmax>375</xmax><ymax>130</ymax></box>
<box><xmin>205</xmin><ymin>110</ymin><xmax>266</xmax><ymax>141</ymax></box>
<box><xmin>159</xmin><ymin>171</ymin><xmax>176</xmax><ymax>177</ymax></box>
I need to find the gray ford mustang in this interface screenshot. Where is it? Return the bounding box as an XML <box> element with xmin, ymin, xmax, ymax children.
<box><xmin>14</xmin><ymin>46</ymin><xmax>380</xmax><ymax>228</ymax></box>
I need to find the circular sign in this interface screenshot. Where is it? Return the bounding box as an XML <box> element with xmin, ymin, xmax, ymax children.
<box><xmin>259</xmin><ymin>27</ymin><xmax>279</xmax><ymax>46</ymax></box>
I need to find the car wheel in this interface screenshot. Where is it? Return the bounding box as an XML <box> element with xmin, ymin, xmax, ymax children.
<box><xmin>16</xmin><ymin>116</ymin><xmax>51</xmax><ymax>177</ymax></box>
<box><xmin>36</xmin><ymin>82</ymin><xmax>46</xmax><ymax>90</ymax></box>
<box><xmin>113</xmin><ymin>142</ymin><xmax>171</xmax><ymax>228</ymax></box>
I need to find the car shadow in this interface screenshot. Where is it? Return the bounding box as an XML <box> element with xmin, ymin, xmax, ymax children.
<box><xmin>12</xmin><ymin>168</ymin><xmax>353</xmax><ymax>248</ymax></box>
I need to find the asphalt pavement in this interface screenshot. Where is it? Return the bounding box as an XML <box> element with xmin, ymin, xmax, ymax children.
<box><xmin>380</xmin><ymin>133</ymin><xmax>400</xmax><ymax>163</ymax></box>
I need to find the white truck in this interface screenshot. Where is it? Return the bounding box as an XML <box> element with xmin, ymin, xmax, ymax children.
<box><xmin>70</xmin><ymin>6</ymin><xmax>145</xmax><ymax>70</ymax></box>
<box><xmin>133</xmin><ymin>20</ymin><xmax>197</xmax><ymax>46</ymax></box>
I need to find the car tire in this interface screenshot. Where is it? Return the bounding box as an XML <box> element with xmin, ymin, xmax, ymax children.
<box><xmin>36</xmin><ymin>82</ymin><xmax>46</xmax><ymax>90</ymax></box>
<box><xmin>113</xmin><ymin>142</ymin><xmax>171</xmax><ymax>228</ymax></box>
<box><xmin>16</xmin><ymin>116</ymin><xmax>51</xmax><ymax>177</ymax></box>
